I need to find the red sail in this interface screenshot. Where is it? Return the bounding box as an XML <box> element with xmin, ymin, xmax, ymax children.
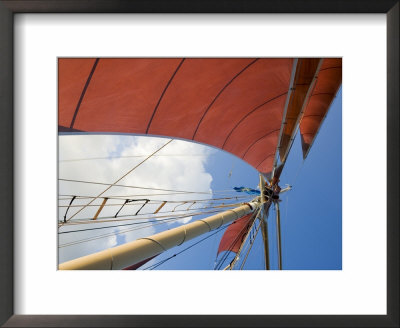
<box><xmin>217</xmin><ymin>213</ymin><xmax>255</xmax><ymax>254</ymax></box>
<box><xmin>300</xmin><ymin>58</ymin><xmax>342</xmax><ymax>158</ymax></box>
<box><xmin>278</xmin><ymin>58</ymin><xmax>321</xmax><ymax>162</ymax></box>
<box><xmin>58</xmin><ymin>58</ymin><xmax>341</xmax><ymax>174</ymax></box>
<box><xmin>58</xmin><ymin>58</ymin><xmax>292</xmax><ymax>174</ymax></box>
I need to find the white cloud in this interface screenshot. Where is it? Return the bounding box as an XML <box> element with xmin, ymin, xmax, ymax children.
<box><xmin>58</xmin><ymin>135</ymin><xmax>214</xmax><ymax>263</ymax></box>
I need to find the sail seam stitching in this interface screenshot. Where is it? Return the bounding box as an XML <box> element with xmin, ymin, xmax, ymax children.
<box><xmin>191</xmin><ymin>58</ymin><xmax>259</xmax><ymax>140</ymax></box>
<box><xmin>221</xmin><ymin>92</ymin><xmax>288</xmax><ymax>150</ymax></box>
<box><xmin>146</xmin><ymin>58</ymin><xmax>185</xmax><ymax>134</ymax></box>
<box><xmin>69</xmin><ymin>58</ymin><xmax>100</xmax><ymax>129</ymax></box>
<box><xmin>256</xmin><ymin>153</ymin><xmax>275</xmax><ymax>169</ymax></box>
<box><xmin>242</xmin><ymin>128</ymin><xmax>281</xmax><ymax>159</ymax></box>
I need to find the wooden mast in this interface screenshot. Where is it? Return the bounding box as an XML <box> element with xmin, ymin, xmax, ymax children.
<box><xmin>260</xmin><ymin>215</ymin><xmax>270</xmax><ymax>270</ymax></box>
<box><xmin>275</xmin><ymin>201</ymin><xmax>283</xmax><ymax>270</ymax></box>
<box><xmin>259</xmin><ymin>174</ymin><xmax>271</xmax><ymax>270</ymax></box>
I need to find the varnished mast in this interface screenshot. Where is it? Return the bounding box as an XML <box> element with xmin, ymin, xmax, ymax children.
<box><xmin>259</xmin><ymin>174</ymin><xmax>270</xmax><ymax>270</ymax></box>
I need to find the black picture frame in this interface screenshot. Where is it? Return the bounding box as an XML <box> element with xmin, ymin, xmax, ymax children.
<box><xmin>0</xmin><ymin>1</ymin><xmax>398</xmax><ymax>327</ymax></box>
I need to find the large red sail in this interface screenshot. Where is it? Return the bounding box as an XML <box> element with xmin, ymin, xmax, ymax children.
<box><xmin>58</xmin><ymin>58</ymin><xmax>341</xmax><ymax>174</ymax></box>
<box><xmin>58</xmin><ymin>58</ymin><xmax>292</xmax><ymax>174</ymax></box>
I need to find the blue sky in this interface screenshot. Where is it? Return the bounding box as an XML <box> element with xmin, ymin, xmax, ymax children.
<box><xmin>59</xmin><ymin>88</ymin><xmax>342</xmax><ymax>270</ymax></box>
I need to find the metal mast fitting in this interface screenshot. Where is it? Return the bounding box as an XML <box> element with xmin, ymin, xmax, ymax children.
<box><xmin>59</xmin><ymin>201</ymin><xmax>260</xmax><ymax>270</ymax></box>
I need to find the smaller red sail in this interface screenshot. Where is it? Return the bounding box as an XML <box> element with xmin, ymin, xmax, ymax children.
<box><xmin>217</xmin><ymin>213</ymin><xmax>255</xmax><ymax>254</ymax></box>
<box><xmin>300</xmin><ymin>58</ymin><xmax>342</xmax><ymax>158</ymax></box>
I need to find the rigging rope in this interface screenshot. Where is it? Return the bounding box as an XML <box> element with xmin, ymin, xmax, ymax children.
<box><xmin>59</xmin><ymin>205</ymin><xmax>243</xmax><ymax>233</ymax></box>
<box><xmin>58</xmin><ymin>194</ymin><xmax>248</xmax><ymax>204</ymax></box>
<box><xmin>58</xmin><ymin>178</ymin><xmax>235</xmax><ymax>195</ymax></box>
<box><xmin>214</xmin><ymin>210</ymin><xmax>259</xmax><ymax>270</ymax></box>
<box><xmin>59</xmin><ymin>202</ymin><xmax>245</xmax><ymax>226</ymax></box>
<box><xmin>59</xmin><ymin>206</ymin><xmax>237</xmax><ymax>247</ymax></box>
<box><xmin>239</xmin><ymin>219</ymin><xmax>262</xmax><ymax>270</ymax></box>
<box><xmin>60</xmin><ymin>139</ymin><xmax>173</xmax><ymax>225</ymax></box>
<box><xmin>214</xmin><ymin>223</ymin><xmax>247</xmax><ymax>270</ymax></box>
<box><xmin>59</xmin><ymin>215</ymin><xmax>195</xmax><ymax>248</ymax></box>
<box><xmin>113</xmin><ymin>199</ymin><xmax>150</xmax><ymax>218</ymax></box>
<box><xmin>59</xmin><ymin>216</ymin><xmax>196</xmax><ymax>235</ymax></box>
<box><xmin>225</xmin><ymin>207</ymin><xmax>261</xmax><ymax>270</ymax></box>
<box><xmin>289</xmin><ymin>158</ymin><xmax>306</xmax><ymax>187</ymax></box>
<box><xmin>60</xmin><ymin>154</ymin><xmax>207</xmax><ymax>163</ymax></box>
<box><xmin>62</xmin><ymin>196</ymin><xmax>76</xmax><ymax>223</ymax></box>
<box><xmin>58</xmin><ymin>201</ymin><xmax>243</xmax><ymax>216</ymax></box>
<box><xmin>59</xmin><ymin>178</ymin><xmax>210</xmax><ymax>194</ymax></box>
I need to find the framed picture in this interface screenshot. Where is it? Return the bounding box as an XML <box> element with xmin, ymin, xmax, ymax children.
<box><xmin>1</xmin><ymin>1</ymin><xmax>398</xmax><ymax>327</ymax></box>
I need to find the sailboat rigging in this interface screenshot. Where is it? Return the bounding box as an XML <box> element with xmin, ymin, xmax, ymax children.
<box><xmin>58</xmin><ymin>57</ymin><xmax>342</xmax><ymax>270</ymax></box>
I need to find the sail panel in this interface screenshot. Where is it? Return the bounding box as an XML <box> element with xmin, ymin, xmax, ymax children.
<box><xmin>300</xmin><ymin>58</ymin><xmax>342</xmax><ymax>158</ymax></box>
<box><xmin>224</xmin><ymin>95</ymin><xmax>286</xmax><ymax>162</ymax></box>
<box><xmin>193</xmin><ymin>59</ymin><xmax>292</xmax><ymax>148</ymax></box>
<box><xmin>147</xmin><ymin>58</ymin><xmax>256</xmax><ymax>139</ymax></box>
<box><xmin>217</xmin><ymin>213</ymin><xmax>254</xmax><ymax>254</ymax></box>
<box><xmin>278</xmin><ymin>58</ymin><xmax>321</xmax><ymax>162</ymax></box>
<box><xmin>65</xmin><ymin>58</ymin><xmax>182</xmax><ymax>133</ymax></box>
<box><xmin>58</xmin><ymin>58</ymin><xmax>98</xmax><ymax>128</ymax></box>
<box><xmin>242</xmin><ymin>128</ymin><xmax>281</xmax><ymax>173</ymax></box>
